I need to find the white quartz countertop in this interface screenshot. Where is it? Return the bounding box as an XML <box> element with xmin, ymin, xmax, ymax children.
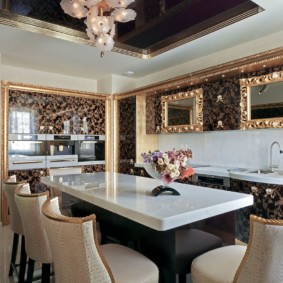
<box><xmin>41</xmin><ymin>172</ymin><xmax>253</xmax><ymax>231</ymax></box>
<box><xmin>136</xmin><ymin>163</ymin><xmax>283</xmax><ymax>185</ymax></box>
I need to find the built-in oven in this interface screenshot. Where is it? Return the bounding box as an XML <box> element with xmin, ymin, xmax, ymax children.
<box><xmin>46</xmin><ymin>134</ymin><xmax>78</xmax><ymax>168</ymax></box>
<box><xmin>75</xmin><ymin>135</ymin><xmax>105</xmax><ymax>165</ymax></box>
<box><xmin>8</xmin><ymin>134</ymin><xmax>47</xmax><ymax>170</ymax></box>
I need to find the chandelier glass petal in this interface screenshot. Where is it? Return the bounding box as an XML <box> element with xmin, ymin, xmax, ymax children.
<box><xmin>60</xmin><ymin>0</ymin><xmax>136</xmax><ymax>56</ymax></box>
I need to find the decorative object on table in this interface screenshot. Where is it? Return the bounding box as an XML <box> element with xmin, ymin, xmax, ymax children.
<box><xmin>60</xmin><ymin>0</ymin><xmax>137</xmax><ymax>57</ymax></box>
<box><xmin>141</xmin><ymin>148</ymin><xmax>194</xmax><ymax>196</ymax></box>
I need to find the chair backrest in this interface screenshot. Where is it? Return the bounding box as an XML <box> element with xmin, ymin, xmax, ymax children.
<box><xmin>48</xmin><ymin>167</ymin><xmax>82</xmax><ymax>176</ymax></box>
<box><xmin>2</xmin><ymin>176</ymin><xmax>28</xmax><ymax>235</ymax></box>
<box><xmin>42</xmin><ymin>197</ymin><xmax>114</xmax><ymax>283</ymax></box>
<box><xmin>15</xmin><ymin>184</ymin><xmax>52</xmax><ymax>263</ymax></box>
<box><xmin>234</xmin><ymin>215</ymin><xmax>283</xmax><ymax>283</ymax></box>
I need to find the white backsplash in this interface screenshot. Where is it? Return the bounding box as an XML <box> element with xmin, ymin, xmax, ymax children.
<box><xmin>157</xmin><ymin>129</ymin><xmax>283</xmax><ymax>170</ymax></box>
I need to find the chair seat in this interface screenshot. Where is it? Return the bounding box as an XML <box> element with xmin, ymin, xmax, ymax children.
<box><xmin>175</xmin><ymin>229</ymin><xmax>223</xmax><ymax>274</ymax></box>
<box><xmin>101</xmin><ymin>243</ymin><xmax>159</xmax><ymax>283</ymax></box>
<box><xmin>191</xmin><ymin>245</ymin><xmax>246</xmax><ymax>283</ymax></box>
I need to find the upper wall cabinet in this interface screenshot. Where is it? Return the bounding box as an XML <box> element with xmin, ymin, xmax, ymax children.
<box><xmin>240</xmin><ymin>71</ymin><xmax>283</xmax><ymax>130</ymax></box>
<box><xmin>202</xmin><ymin>79</ymin><xmax>241</xmax><ymax>131</ymax></box>
<box><xmin>161</xmin><ymin>88</ymin><xmax>203</xmax><ymax>133</ymax></box>
<box><xmin>7</xmin><ymin>85</ymin><xmax>106</xmax><ymax>135</ymax></box>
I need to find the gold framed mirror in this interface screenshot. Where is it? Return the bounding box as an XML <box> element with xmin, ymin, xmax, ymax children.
<box><xmin>240</xmin><ymin>71</ymin><xmax>283</xmax><ymax>129</ymax></box>
<box><xmin>161</xmin><ymin>88</ymin><xmax>203</xmax><ymax>133</ymax></box>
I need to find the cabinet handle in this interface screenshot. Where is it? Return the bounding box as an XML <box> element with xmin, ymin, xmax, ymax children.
<box><xmin>217</xmin><ymin>120</ymin><xmax>224</xmax><ymax>129</ymax></box>
<box><xmin>216</xmin><ymin>95</ymin><xmax>223</xmax><ymax>103</ymax></box>
<box><xmin>13</xmin><ymin>161</ymin><xmax>44</xmax><ymax>164</ymax></box>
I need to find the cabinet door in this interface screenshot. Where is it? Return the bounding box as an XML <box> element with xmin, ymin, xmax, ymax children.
<box><xmin>9</xmin><ymin>91</ymin><xmax>46</xmax><ymax>134</ymax></box>
<box><xmin>146</xmin><ymin>93</ymin><xmax>162</xmax><ymax>134</ymax></box>
<box><xmin>203</xmin><ymin>104</ymin><xmax>240</xmax><ymax>131</ymax></box>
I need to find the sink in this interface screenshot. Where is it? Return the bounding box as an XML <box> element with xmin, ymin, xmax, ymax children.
<box><xmin>247</xmin><ymin>169</ymin><xmax>274</xmax><ymax>174</ymax></box>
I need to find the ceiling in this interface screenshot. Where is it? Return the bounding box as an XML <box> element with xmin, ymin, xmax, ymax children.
<box><xmin>0</xmin><ymin>0</ymin><xmax>283</xmax><ymax>81</ymax></box>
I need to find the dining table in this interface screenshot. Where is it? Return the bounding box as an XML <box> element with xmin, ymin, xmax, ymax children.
<box><xmin>41</xmin><ymin>172</ymin><xmax>253</xmax><ymax>283</ymax></box>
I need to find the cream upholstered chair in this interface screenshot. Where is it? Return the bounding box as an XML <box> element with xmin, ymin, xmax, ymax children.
<box><xmin>191</xmin><ymin>215</ymin><xmax>283</xmax><ymax>283</ymax></box>
<box><xmin>2</xmin><ymin>175</ymin><xmax>28</xmax><ymax>282</ymax></box>
<box><xmin>42</xmin><ymin>197</ymin><xmax>159</xmax><ymax>283</ymax></box>
<box><xmin>15</xmin><ymin>184</ymin><xmax>53</xmax><ymax>283</ymax></box>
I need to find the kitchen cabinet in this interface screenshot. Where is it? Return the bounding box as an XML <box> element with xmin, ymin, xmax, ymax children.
<box><xmin>231</xmin><ymin>178</ymin><xmax>283</xmax><ymax>243</ymax></box>
<box><xmin>118</xmin><ymin>96</ymin><xmax>136</xmax><ymax>173</ymax></box>
<box><xmin>8</xmin><ymin>89</ymin><xmax>106</xmax><ymax>135</ymax></box>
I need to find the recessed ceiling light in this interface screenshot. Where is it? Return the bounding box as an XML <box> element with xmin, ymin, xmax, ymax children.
<box><xmin>123</xmin><ymin>71</ymin><xmax>135</xmax><ymax>77</ymax></box>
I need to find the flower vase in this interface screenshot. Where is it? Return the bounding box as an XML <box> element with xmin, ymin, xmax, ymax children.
<box><xmin>143</xmin><ymin>163</ymin><xmax>175</xmax><ymax>189</ymax></box>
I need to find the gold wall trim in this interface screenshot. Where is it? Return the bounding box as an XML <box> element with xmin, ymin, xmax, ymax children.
<box><xmin>240</xmin><ymin>71</ymin><xmax>283</xmax><ymax>130</ymax></box>
<box><xmin>2</xmin><ymin>81</ymin><xmax>108</xmax><ymax>99</ymax></box>
<box><xmin>1</xmin><ymin>82</ymin><xmax>10</xmax><ymax>224</ymax></box>
<box><xmin>161</xmin><ymin>88</ymin><xmax>203</xmax><ymax>133</ymax></box>
<box><xmin>117</xmin><ymin>46</ymin><xmax>283</xmax><ymax>97</ymax></box>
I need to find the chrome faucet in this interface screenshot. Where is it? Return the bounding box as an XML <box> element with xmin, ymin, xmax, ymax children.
<box><xmin>270</xmin><ymin>141</ymin><xmax>283</xmax><ymax>170</ymax></box>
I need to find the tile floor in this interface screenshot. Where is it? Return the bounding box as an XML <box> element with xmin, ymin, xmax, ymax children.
<box><xmin>0</xmin><ymin>224</ymin><xmax>54</xmax><ymax>283</ymax></box>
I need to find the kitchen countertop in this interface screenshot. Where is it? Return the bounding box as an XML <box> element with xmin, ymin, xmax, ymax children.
<box><xmin>41</xmin><ymin>172</ymin><xmax>253</xmax><ymax>231</ymax></box>
<box><xmin>136</xmin><ymin>163</ymin><xmax>283</xmax><ymax>185</ymax></box>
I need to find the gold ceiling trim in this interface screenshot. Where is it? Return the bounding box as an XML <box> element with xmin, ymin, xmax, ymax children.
<box><xmin>2</xmin><ymin>81</ymin><xmax>108</xmax><ymax>99</ymax></box>
<box><xmin>116</xmin><ymin>46</ymin><xmax>283</xmax><ymax>97</ymax></box>
<box><xmin>0</xmin><ymin>2</ymin><xmax>263</xmax><ymax>59</ymax></box>
<box><xmin>149</xmin><ymin>5</ymin><xmax>263</xmax><ymax>58</ymax></box>
<box><xmin>0</xmin><ymin>9</ymin><xmax>147</xmax><ymax>59</ymax></box>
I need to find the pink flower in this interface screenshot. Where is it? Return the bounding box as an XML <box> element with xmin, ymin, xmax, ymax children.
<box><xmin>162</xmin><ymin>173</ymin><xmax>174</xmax><ymax>184</ymax></box>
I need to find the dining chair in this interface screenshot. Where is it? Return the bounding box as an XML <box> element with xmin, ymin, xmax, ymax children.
<box><xmin>42</xmin><ymin>197</ymin><xmax>159</xmax><ymax>283</ymax></box>
<box><xmin>2</xmin><ymin>175</ymin><xmax>28</xmax><ymax>283</ymax></box>
<box><xmin>15</xmin><ymin>184</ymin><xmax>53</xmax><ymax>283</ymax></box>
<box><xmin>191</xmin><ymin>214</ymin><xmax>283</xmax><ymax>283</ymax></box>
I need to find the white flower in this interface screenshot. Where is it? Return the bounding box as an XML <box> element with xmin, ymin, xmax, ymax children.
<box><xmin>174</xmin><ymin>170</ymin><xmax>180</xmax><ymax>177</ymax></box>
<box><xmin>181</xmin><ymin>161</ymin><xmax>186</xmax><ymax>167</ymax></box>
<box><xmin>174</xmin><ymin>160</ymin><xmax>180</xmax><ymax>167</ymax></box>
<box><xmin>158</xmin><ymin>158</ymin><xmax>164</xmax><ymax>165</ymax></box>
<box><xmin>164</xmin><ymin>158</ymin><xmax>170</xmax><ymax>165</ymax></box>
<box><xmin>162</xmin><ymin>153</ymin><xmax>168</xmax><ymax>159</ymax></box>
<box><xmin>167</xmin><ymin>164</ymin><xmax>174</xmax><ymax>170</ymax></box>
<box><xmin>183</xmin><ymin>157</ymin><xmax>187</xmax><ymax>162</ymax></box>
<box><xmin>170</xmin><ymin>172</ymin><xmax>176</xmax><ymax>178</ymax></box>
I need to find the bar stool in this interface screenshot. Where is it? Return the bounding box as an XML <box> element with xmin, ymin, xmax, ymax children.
<box><xmin>191</xmin><ymin>215</ymin><xmax>283</xmax><ymax>283</ymax></box>
<box><xmin>2</xmin><ymin>176</ymin><xmax>28</xmax><ymax>282</ymax></box>
<box><xmin>42</xmin><ymin>197</ymin><xmax>159</xmax><ymax>283</ymax></box>
<box><xmin>15</xmin><ymin>184</ymin><xmax>53</xmax><ymax>283</ymax></box>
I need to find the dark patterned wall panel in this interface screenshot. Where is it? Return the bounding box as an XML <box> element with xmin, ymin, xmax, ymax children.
<box><xmin>146</xmin><ymin>93</ymin><xmax>162</xmax><ymax>134</ymax></box>
<box><xmin>82</xmin><ymin>164</ymin><xmax>105</xmax><ymax>173</ymax></box>
<box><xmin>203</xmin><ymin>104</ymin><xmax>241</xmax><ymax>131</ymax></box>
<box><xmin>231</xmin><ymin>178</ymin><xmax>283</xmax><ymax>243</ymax></box>
<box><xmin>9</xmin><ymin>90</ymin><xmax>105</xmax><ymax>135</ymax></box>
<box><xmin>118</xmin><ymin>96</ymin><xmax>136</xmax><ymax>174</ymax></box>
<box><xmin>9</xmin><ymin>90</ymin><xmax>46</xmax><ymax>134</ymax></box>
<box><xmin>146</xmin><ymin>65</ymin><xmax>283</xmax><ymax>133</ymax></box>
<box><xmin>8</xmin><ymin>169</ymin><xmax>48</xmax><ymax>193</ymax></box>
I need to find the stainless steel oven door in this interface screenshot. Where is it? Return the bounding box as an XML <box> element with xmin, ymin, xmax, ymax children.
<box><xmin>46</xmin><ymin>155</ymin><xmax>78</xmax><ymax>168</ymax></box>
<box><xmin>9</xmin><ymin>155</ymin><xmax>46</xmax><ymax>170</ymax></box>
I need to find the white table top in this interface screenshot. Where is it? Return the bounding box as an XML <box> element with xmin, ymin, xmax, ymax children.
<box><xmin>41</xmin><ymin>172</ymin><xmax>253</xmax><ymax>231</ymax></box>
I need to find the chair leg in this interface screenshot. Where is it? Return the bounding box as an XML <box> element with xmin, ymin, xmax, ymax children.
<box><xmin>8</xmin><ymin>233</ymin><xmax>19</xmax><ymax>276</ymax></box>
<box><xmin>26</xmin><ymin>258</ymin><xmax>35</xmax><ymax>283</ymax></box>
<box><xmin>42</xmin><ymin>263</ymin><xmax>51</xmax><ymax>283</ymax></box>
<box><xmin>18</xmin><ymin>235</ymin><xmax>27</xmax><ymax>283</ymax></box>
<box><xmin>178</xmin><ymin>273</ymin><xmax>187</xmax><ymax>283</ymax></box>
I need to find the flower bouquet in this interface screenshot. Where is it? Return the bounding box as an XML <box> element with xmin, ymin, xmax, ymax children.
<box><xmin>141</xmin><ymin>148</ymin><xmax>194</xmax><ymax>188</ymax></box>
